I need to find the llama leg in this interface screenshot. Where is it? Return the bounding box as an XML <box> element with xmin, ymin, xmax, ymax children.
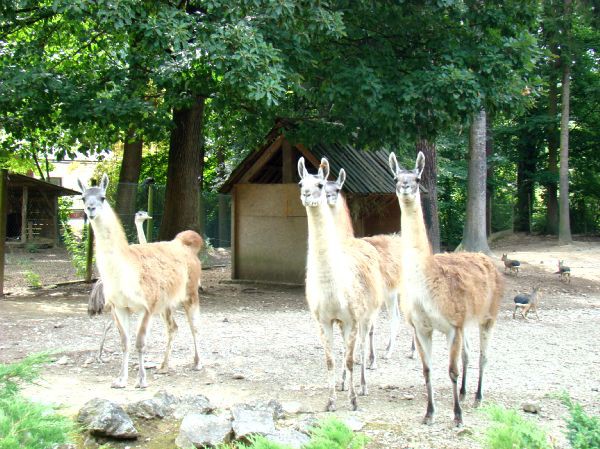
<box><xmin>460</xmin><ymin>334</ymin><xmax>470</xmax><ymax>401</ymax></box>
<box><xmin>367</xmin><ymin>323</ymin><xmax>377</xmax><ymax>370</ymax></box>
<box><xmin>342</xmin><ymin>321</ymin><xmax>359</xmax><ymax>409</ymax></box>
<box><xmin>317</xmin><ymin>322</ymin><xmax>336</xmax><ymax>412</ymax></box>
<box><xmin>475</xmin><ymin>319</ymin><xmax>495</xmax><ymax>407</ymax></box>
<box><xmin>158</xmin><ymin>309</ymin><xmax>178</xmax><ymax>373</ymax></box>
<box><xmin>184</xmin><ymin>300</ymin><xmax>202</xmax><ymax>370</ymax></box>
<box><xmin>383</xmin><ymin>292</ymin><xmax>400</xmax><ymax>360</ymax></box>
<box><xmin>448</xmin><ymin>327</ymin><xmax>464</xmax><ymax>427</ymax></box>
<box><xmin>96</xmin><ymin>319</ymin><xmax>113</xmax><ymax>362</ymax></box>
<box><xmin>135</xmin><ymin>311</ymin><xmax>153</xmax><ymax>389</ymax></box>
<box><xmin>414</xmin><ymin>325</ymin><xmax>435</xmax><ymax>425</ymax></box>
<box><xmin>111</xmin><ymin>307</ymin><xmax>130</xmax><ymax>388</ymax></box>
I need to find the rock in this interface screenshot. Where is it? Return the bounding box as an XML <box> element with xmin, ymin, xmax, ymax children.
<box><xmin>281</xmin><ymin>401</ymin><xmax>306</xmax><ymax>415</ymax></box>
<box><xmin>522</xmin><ymin>401</ymin><xmax>541</xmax><ymax>414</ymax></box>
<box><xmin>231</xmin><ymin>405</ymin><xmax>276</xmax><ymax>439</ymax></box>
<box><xmin>265</xmin><ymin>428</ymin><xmax>310</xmax><ymax>449</ymax></box>
<box><xmin>232</xmin><ymin>373</ymin><xmax>245</xmax><ymax>380</ymax></box>
<box><xmin>173</xmin><ymin>394</ymin><xmax>214</xmax><ymax>419</ymax></box>
<box><xmin>55</xmin><ymin>356</ymin><xmax>69</xmax><ymax>366</ymax></box>
<box><xmin>175</xmin><ymin>413</ymin><xmax>232</xmax><ymax>448</ymax></box>
<box><xmin>125</xmin><ymin>398</ymin><xmax>168</xmax><ymax>420</ymax></box>
<box><xmin>343</xmin><ymin>416</ymin><xmax>364</xmax><ymax>432</ymax></box>
<box><xmin>82</xmin><ymin>357</ymin><xmax>94</xmax><ymax>367</ymax></box>
<box><xmin>77</xmin><ymin>398</ymin><xmax>138</xmax><ymax>439</ymax></box>
<box><xmin>293</xmin><ymin>416</ymin><xmax>319</xmax><ymax>435</ymax></box>
<box><xmin>245</xmin><ymin>399</ymin><xmax>285</xmax><ymax>420</ymax></box>
<box><xmin>402</xmin><ymin>394</ymin><xmax>415</xmax><ymax>400</ymax></box>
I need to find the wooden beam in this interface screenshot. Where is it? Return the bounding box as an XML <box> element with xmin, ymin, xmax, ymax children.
<box><xmin>239</xmin><ymin>135</ymin><xmax>285</xmax><ymax>183</ymax></box>
<box><xmin>21</xmin><ymin>186</ymin><xmax>28</xmax><ymax>244</ymax></box>
<box><xmin>282</xmin><ymin>139</ymin><xmax>294</xmax><ymax>183</ymax></box>
<box><xmin>0</xmin><ymin>169</ymin><xmax>7</xmax><ymax>297</ymax></box>
<box><xmin>295</xmin><ymin>144</ymin><xmax>321</xmax><ymax>171</ymax></box>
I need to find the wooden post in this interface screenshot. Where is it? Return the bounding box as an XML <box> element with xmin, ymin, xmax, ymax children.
<box><xmin>282</xmin><ymin>139</ymin><xmax>294</xmax><ymax>183</ymax></box>
<box><xmin>146</xmin><ymin>183</ymin><xmax>154</xmax><ymax>243</ymax></box>
<box><xmin>85</xmin><ymin>223</ymin><xmax>94</xmax><ymax>283</ymax></box>
<box><xmin>0</xmin><ymin>170</ymin><xmax>8</xmax><ymax>297</ymax></box>
<box><xmin>21</xmin><ymin>186</ymin><xmax>28</xmax><ymax>244</ymax></box>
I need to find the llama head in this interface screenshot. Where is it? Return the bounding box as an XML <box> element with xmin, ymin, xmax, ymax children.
<box><xmin>135</xmin><ymin>210</ymin><xmax>152</xmax><ymax>224</ymax></box>
<box><xmin>78</xmin><ymin>173</ymin><xmax>110</xmax><ymax>220</ymax></box>
<box><xmin>388</xmin><ymin>151</ymin><xmax>425</xmax><ymax>203</ymax></box>
<box><xmin>324</xmin><ymin>168</ymin><xmax>346</xmax><ymax>206</ymax></box>
<box><xmin>298</xmin><ymin>157</ymin><xmax>328</xmax><ymax>207</ymax></box>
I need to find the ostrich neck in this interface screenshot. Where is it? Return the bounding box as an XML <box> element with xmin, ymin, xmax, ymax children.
<box><xmin>400</xmin><ymin>194</ymin><xmax>432</xmax><ymax>260</ymax></box>
<box><xmin>135</xmin><ymin>221</ymin><xmax>147</xmax><ymax>244</ymax></box>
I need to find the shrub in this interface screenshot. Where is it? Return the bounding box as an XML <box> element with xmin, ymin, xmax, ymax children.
<box><xmin>0</xmin><ymin>354</ymin><xmax>73</xmax><ymax>449</ymax></box>
<box><xmin>484</xmin><ymin>404</ymin><xmax>552</xmax><ymax>449</ymax></box>
<box><xmin>561</xmin><ymin>394</ymin><xmax>600</xmax><ymax>449</ymax></box>
<box><xmin>61</xmin><ymin>222</ymin><xmax>91</xmax><ymax>278</ymax></box>
<box><xmin>24</xmin><ymin>271</ymin><xmax>41</xmax><ymax>289</ymax></box>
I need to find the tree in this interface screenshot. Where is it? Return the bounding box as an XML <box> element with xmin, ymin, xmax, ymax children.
<box><xmin>463</xmin><ymin>109</ymin><xmax>491</xmax><ymax>253</ymax></box>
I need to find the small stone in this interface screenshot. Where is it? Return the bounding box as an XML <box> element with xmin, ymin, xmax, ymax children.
<box><xmin>522</xmin><ymin>402</ymin><xmax>541</xmax><ymax>414</ymax></box>
<box><xmin>83</xmin><ymin>357</ymin><xmax>94</xmax><ymax>367</ymax></box>
<box><xmin>232</xmin><ymin>373</ymin><xmax>245</xmax><ymax>380</ymax></box>
<box><xmin>54</xmin><ymin>322</ymin><xmax>64</xmax><ymax>328</ymax></box>
<box><xmin>55</xmin><ymin>356</ymin><xmax>69</xmax><ymax>365</ymax></box>
<box><xmin>402</xmin><ymin>394</ymin><xmax>415</xmax><ymax>400</ymax></box>
<box><xmin>343</xmin><ymin>416</ymin><xmax>364</xmax><ymax>432</ymax></box>
<box><xmin>281</xmin><ymin>401</ymin><xmax>306</xmax><ymax>415</ymax></box>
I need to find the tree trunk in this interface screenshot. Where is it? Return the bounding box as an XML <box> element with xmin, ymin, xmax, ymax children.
<box><xmin>545</xmin><ymin>72</ymin><xmax>559</xmax><ymax>234</ymax></box>
<box><xmin>559</xmin><ymin>0</ymin><xmax>572</xmax><ymax>244</ymax></box>
<box><xmin>115</xmin><ymin>131</ymin><xmax>143</xmax><ymax>235</ymax></box>
<box><xmin>159</xmin><ymin>97</ymin><xmax>206</xmax><ymax>241</ymax></box>
<box><xmin>416</xmin><ymin>138</ymin><xmax>440</xmax><ymax>253</ymax></box>
<box><xmin>216</xmin><ymin>146</ymin><xmax>229</xmax><ymax>248</ymax></box>
<box><xmin>485</xmin><ymin>117</ymin><xmax>493</xmax><ymax>236</ymax></box>
<box><xmin>462</xmin><ymin>109</ymin><xmax>491</xmax><ymax>253</ymax></box>
<box><xmin>514</xmin><ymin>137</ymin><xmax>537</xmax><ymax>233</ymax></box>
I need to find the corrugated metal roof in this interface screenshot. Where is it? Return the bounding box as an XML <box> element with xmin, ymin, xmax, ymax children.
<box><xmin>7</xmin><ymin>172</ymin><xmax>81</xmax><ymax>196</ymax></box>
<box><xmin>311</xmin><ymin>143</ymin><xmax>395</xmax><ymax>195</ymax></box>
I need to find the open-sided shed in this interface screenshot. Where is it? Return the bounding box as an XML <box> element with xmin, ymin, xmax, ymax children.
<box><xmin>4</xmin><ymin>172</ymin><xmax>80</xmax><ymax>247</ymax></box>
<box><xmin>220</xmin><ymin>133</ymin><xmax>401</xmax><ymax>284</ymax></box>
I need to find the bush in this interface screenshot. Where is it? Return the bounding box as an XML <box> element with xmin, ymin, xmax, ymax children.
<box><xmin>484</xmin><ymin>404</ymin><xmax>552</xmax><ymax>449</ymax></box>
<box><xmin>561</xmin><ymin>394</ymin><xmax>600</xmax><ymax>449</ymax></box>
<box><xmin>61</xmin><ymin>222</ymin><xmax>91</xmax><ymax>278</ymax></box>
<box><xmin>0</xmin><ymin>354</ymin><xmax>73</xmax><ymax>449</ymax></box>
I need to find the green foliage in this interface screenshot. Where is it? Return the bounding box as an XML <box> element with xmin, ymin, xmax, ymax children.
<box><xmin>0</xmin><ymin>354</ymin><xmax>73</xmax><ymax>449</ymax></box>
<box><xmin>484</xmin><ymin>404</ymin><xmax>552</xmax><ymax>449</ymax></box>
<box><xmin>23</xmin><ymin>271</ymin><xmax>42</xmax><ymax>289</ymax></box>
<box><xmin>61</xmin><ymin>223</ymin><xmax>91</xmax><ymax>278</ymax></box>
<box><xmin>561</xmin><ymin>394</ymin><xmax>600</xmax><ymax>449</ymax></box>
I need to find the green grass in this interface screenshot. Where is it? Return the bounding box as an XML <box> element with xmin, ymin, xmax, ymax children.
<box><xmin>0</xmin><ymin>354</ymin><xmax>73</xmax><ymax>449</ymax></box>
<box><xmin>483</xmin><ymin>404</ymin><xmax>552</xmax><ymax>449</ymax></box>
<box><xmin>561</xmin><ymin>394</ymin><xmax>600</xmax><ymax>449</ymax></box>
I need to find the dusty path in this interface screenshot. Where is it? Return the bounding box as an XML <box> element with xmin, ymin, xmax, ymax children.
<box><xmin>1</xmin><ymin>236</ymin><xmax>599</xmax><ymax>448</ymax></box>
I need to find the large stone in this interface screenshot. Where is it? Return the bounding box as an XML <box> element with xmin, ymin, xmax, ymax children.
<box><xmin>77</xmin><ymin>398</ymin><xmax>138</xmax><ymax>440</ymax></box>
<box><xmin>265</xmin><ymin>428</ymin><xmax>310</xmax><ymax>449</ymax></box>
<box><xmin>175</xmin><ymin>413</ymin><xmax>233</xmax><ymax>448</ymax></box>
<box><xmin>173</xmin><ymin>394</ymin><xmax>214</xmax><ymax>419</ymax></box>
<box><xmin>231</xmin><ymin>405</ymin><xmax>276</xmax><ymax>439</ymax></box>
<box><xmin>522</xmin><ymin>401</ymin><xmax>542</xmax><ymax>414</ymax></box>
<box><xmin>125</xmin><ymin>390</ymin><xmax>179</xmax><ymax>419</ymax></box>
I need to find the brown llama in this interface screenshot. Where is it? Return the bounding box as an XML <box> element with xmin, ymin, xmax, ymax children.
<box><xmin>79</xmin><ymin>175</ymin><xmax>203</xmax><ymax>389</ymax></box>
<box><xmin>323</xmin><ymin>165</ymin><xmax>412</xmax><ymax>361</ymax></box>
<box><xmin>298</xmin><ymin>157</ymin><xmax>384</xmax><ymax>411</ymax></box>
<box><xmin>388</xmin><ymin>152</ymin><xmax>504</xmax><ymax>426</ymax></box>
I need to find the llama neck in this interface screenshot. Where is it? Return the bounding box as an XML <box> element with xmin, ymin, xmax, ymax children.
<box><xmin>90</xmin><ymin>204</ymin><xmax>130</xmax><ymax>259</ymax></box>
<box><xmin>400</xmin><ymin>194</ymin><xmax>432</xmax><ymax>258</ymax></box>
<box><xmin>306</xmin><ymin>203</ymin><xmax>341</xmax><ymax>266</ymax></box>
<box><xmin>332</xmin><ymin>194</ymin><xmax>354</xmax><ymax>239</ymax></box>
<box><xmin>135</xmin><ymin>221</ymin><xmax>147</xmax><ymax>244</ymax></box>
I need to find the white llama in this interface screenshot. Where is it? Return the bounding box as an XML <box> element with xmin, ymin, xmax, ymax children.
<box><xmin>388</xmin><ymin>152</ymin><xmax>504</xmax><ymax>426</ymax></box>
<box><xmin>79</xmin><ymin>175</ymin><xmax>203</xmax><ymax>388</ymax></box>
<box><xmin>298</xmin><ymin>157</ymin><xmax>384</xmax><ymax>411</ymax></box>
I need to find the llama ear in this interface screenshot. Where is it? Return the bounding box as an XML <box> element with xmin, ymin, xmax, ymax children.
<box><xmin>297</xmin><ymin>157</ymin><xmax>308</xmax><ymax>179</ymax></box>
<box><xmin>337</xmin><ymin>168</ymin><xmax>346</xmax><ymax>189</ymax></box>
<box><xmin>388</xmin><ymin>152</ymin><xmax>400</xmax><ymax>177</ymax></box>
<box><xmin>319</xmin><ymin>158</ymin><xmax>330</xmax><ymax>181</ymax></box>
<box><xmin>77</xmin><ymin>178</ymin><xmax>87</xmax><ymax>193</ymax></box>
<box><xmin>415</xmin><ymin>151</ymin><xmax>425</xmax><ymax>179</ymax></box>
<box><xmin>100</xmin><ymin>173</ymin><xmax>109</xmax><ymax>193</ymax></box>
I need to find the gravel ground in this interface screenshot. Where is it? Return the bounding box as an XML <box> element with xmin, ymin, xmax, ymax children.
<box><xmin>0</xmin><ymin>237</ymin><xmax>599</xmax><ymax>448</ymax></box>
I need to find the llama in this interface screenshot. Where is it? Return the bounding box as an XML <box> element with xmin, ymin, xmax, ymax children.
<box><xmin>298</xmin><ymin>157</ymin><xmax>384</xmax><ymax>411</ymax></box>
<box><xmin>91</xmin><ymin>210</ymin><xmax>153</xmax><ymax>362</ymax></box>
<box><xmin>323</xmin><ymin>165</ymin><xmax>411</xmax><ymax>361</ymax></box>
<box><xmin>388</xmin><ymin>151</ymin><xmax>504</xmax><ymax>426</ymax></box>
<box><xmin>79</xmin><ymin>174</ymin><xmax>203</xmax><ymax>388</ymax></box>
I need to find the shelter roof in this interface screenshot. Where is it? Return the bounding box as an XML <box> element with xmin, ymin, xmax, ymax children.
<box><xmin>7</xmin><ymin>172</ymin><xmax>81</xmax><ymax>196</ymax></box>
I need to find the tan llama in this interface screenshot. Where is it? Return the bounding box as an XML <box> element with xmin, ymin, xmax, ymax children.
<box><xmin>388</xmin><ymin>152</ymin><xmax>504</xmax><ymax>426</ymax></box>
<box><xmin>298</xmin><ymin>157</ymin><xmax>384</xmax><ymax>411</ymax></box>
<box><xmin>79</xmin><ymin>175</ymin><xmax>203</xmax><ymax>389</ymax></box>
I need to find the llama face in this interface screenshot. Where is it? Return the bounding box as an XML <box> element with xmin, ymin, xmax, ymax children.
<box><xmin>78</xmin><ymin>174</ymin><xmax>109</xmax><ymax>220</ymax></box>
<box><xmin>388</xmin><ymin>152</ymin><xmax>425</xmax><ymax>203</ymax></box>
<box><xmin>324</xmin><ymin>168</ymin><xmax>346</xmax><ymax>206</ymax></box>
<box><xmin>298</xmin><ymin>157</ymin><xmax>328</xmax><ymax>207</ymax></box>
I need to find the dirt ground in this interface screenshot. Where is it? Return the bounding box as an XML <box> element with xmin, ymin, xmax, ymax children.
<box><xmin>1</xmin><ymin>235</ymin><xmax>599</xmax><ymax>448</ymax></box>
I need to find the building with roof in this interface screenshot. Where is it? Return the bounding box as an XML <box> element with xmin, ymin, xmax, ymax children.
<box><xmin>4</xmin><ymin>172</ymin><xmax>80</xmax><ymax>247</ymax></box>
<box><xmin>220</xmin><ymin>131</ymin><xmax>401</xmax><ymax>284</ymax></box>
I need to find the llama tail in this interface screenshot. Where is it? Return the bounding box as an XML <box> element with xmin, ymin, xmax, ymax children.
<box><xmin>88</xmin><ymin>279</ymin><xmax>106</xmax><ymax>316</ymax></box>
<box><xmin>175</xmin><ymin>230</ymin><xmax>204</xmax><ymax>254</ymax></box>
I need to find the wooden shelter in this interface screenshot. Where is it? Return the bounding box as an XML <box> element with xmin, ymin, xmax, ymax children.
<box><xmin>4</xmin><ymin>172</ymin><xmax>80</xmax><ymax>247</ymax></box>
<box><xmin>220</xmin><ymin>132</ymin><xmax>401</xmax><ymax>284</ymax></box>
